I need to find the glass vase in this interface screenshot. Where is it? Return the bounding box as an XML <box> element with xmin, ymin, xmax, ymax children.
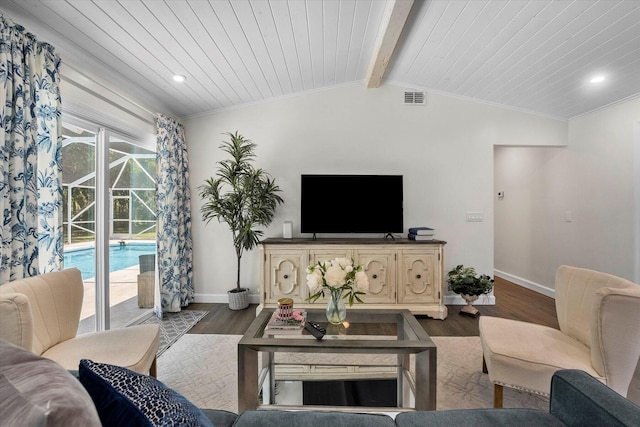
<box><xmin>326</xmin><ymin>289</ymin><xmax>347</xmax><ymax>325</ymax></box>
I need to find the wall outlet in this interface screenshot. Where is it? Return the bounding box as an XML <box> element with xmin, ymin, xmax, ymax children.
<box><xmin>466</xmin><ymin>211</ymin><xmax>484</xmax><ymax>222</ymax></box>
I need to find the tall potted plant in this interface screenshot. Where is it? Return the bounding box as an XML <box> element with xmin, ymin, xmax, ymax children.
<box><xmin>199</xmin><ymin>132</ymin><xmax>284</xmax><ymax>310</ymax></box>
<box><xmin>447</xmin><ymin>264</ymin><xmax>494</xmax><ymax>317</ymax></box>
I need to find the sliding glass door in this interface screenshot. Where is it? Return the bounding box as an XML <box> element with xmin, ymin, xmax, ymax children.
<box><xmin>107</xmin><ymin>133</ymin><xmax>156</xmax><ymax>328</ymax></box>
<box><xmin>62</xmin><ymin>124</ymin><xmax>98</xmax><ymax>333</ymax></box>
<box><xmin>62</xmin><ymin>124</ymin><xmax>156</xmax><ymax>332</ymax></box>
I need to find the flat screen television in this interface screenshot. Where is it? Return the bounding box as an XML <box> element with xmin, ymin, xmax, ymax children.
<box><xmin>300</xmin><ymin>175</ymin><xmax>403</xmax><ymax>234</ymax></box>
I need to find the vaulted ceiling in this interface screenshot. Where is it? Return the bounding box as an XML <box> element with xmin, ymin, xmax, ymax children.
<box><xmin>2</xmin><ymin>0</ymin><xmax>639</xmax><ymax>120</ymax></box>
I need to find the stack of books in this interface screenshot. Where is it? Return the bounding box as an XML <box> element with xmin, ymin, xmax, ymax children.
<box><xmin>265</xmin><ymin>310</ymin><xmax>306</xmax><ymax>334</ymax></box>
<box><xmin>408</xmin><ymin>227</ymin><xmax>435</xmax><ymax>241</ymax></box>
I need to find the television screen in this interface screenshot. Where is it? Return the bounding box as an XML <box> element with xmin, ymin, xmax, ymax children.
<box><xmin>300</xmin><ymin>175</ymin><xmax>403</xmax><ymax>234</ymax></box>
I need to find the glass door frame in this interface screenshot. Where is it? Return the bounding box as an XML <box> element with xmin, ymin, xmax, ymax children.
<box><xmin>95</xmin><ymin>127</ymin><xmax>110</xmax><ymax>331</ymax></box>
<box><xmin>63</xmin><ymin>115</ymin><xmax>156</xmax><ymax>332</ymax></box>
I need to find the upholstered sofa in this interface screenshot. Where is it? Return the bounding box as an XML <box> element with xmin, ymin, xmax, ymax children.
<box><xmin>2</xmin><ymin>339</ymin><xmax>638</xmax><ymax>427</ymax></box>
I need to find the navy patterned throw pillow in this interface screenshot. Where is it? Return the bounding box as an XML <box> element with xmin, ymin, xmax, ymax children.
<box><xmin>78</xmin><ymin>359</ymin><xmax>213</xmax><ymax>427</ymax></box>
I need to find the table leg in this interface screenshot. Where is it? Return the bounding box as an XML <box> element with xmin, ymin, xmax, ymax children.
<box><xmin>415</xmin><ymin>348</ymin><xmax>436</xmax><ymax>410</ymax></box>
<box><xmin>238</xmin><ymin>345</ymin><xmax>259</xmax><ymax>413</ymax></box>
<box><xmin>266</xmin><ymin>351</ymin><xmax>274</xmax><ymax>404</ymax></box>
<box><xmin>398</xmin><ymin>353</ymin><xmax>411</xmax><ymax>407</ymax></box>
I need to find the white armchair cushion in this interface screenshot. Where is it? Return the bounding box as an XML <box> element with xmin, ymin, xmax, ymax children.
<box><xmin>0</xmin><ymin>269</ymin><xmax>83</xmax><ymax>355</ymax></box>
<box><xmin>0</xmin><ymin>293</ymin><xmax>33</xmax><ymax>350</ymax></box>
<box><xmin>590</xmin><ymin>286</ymin><xmax>640</xmax><ymax>397</ymax></box>
<box><xmin>555</xmin><ymin>265</ymin><xmax>626</xmax><ymax>347</ymax></box>
<box><xmin>42</xmin><ymin>324</ymin><xmax>159</xmax><ymax>373</ymax></box>
<box><xmin>480</xmin><ymin>316</ymin><xmax>601</xmax><ymax>395</ymax></box>
<box><xmin>627</xmin><ymin>360</ymin><xmax>640</xmax><ymax>405</ymax></box>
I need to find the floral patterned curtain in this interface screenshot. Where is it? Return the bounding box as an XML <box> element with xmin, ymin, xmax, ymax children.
<box><xmin>0</xmin><ymin>16</ymin><xmax>63</xmax><ymax>283</ymax></box>
<box><xmin>155</xmin><ymin>114</ymin><xmax>194</xmax><ymax>314</ymax></box>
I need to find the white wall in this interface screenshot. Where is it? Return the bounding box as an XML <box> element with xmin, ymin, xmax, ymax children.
<box><xmin>185</xmin><ymin>83</ymin><xmax>567</xmax><ymax>303</ymax></box>
<box><xmin>495</xmin><ymin>97</ymin><xmax>640</xmax><ymax>293</ymax></box>
<box><xmin>635</xmin><ymin>120</ymin><xmax>640</xmax><ymax>283</ymax></box>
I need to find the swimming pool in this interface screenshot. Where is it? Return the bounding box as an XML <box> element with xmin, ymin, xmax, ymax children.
<box><xmin>64</xmin><ymin>243</ymin><xmax>156</xmax><ymax>280</ymax></box>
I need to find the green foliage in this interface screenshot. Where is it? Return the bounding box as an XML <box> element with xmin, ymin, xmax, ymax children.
<box><xmin>199</xmin><ymin>132</ymin><xmax>284</xmax><ymax>290</ymax></box>
<box><xmin>447</xmin><ymin>264</ymin><xmax>494</xmax><ymax>296</ymax></box>
<box><xmin>62</xmin><ymin>140</ymin><xmax>158</xmax><ymax>243</ymax></box>
<box><xmin>62</xmin><ymin>142</ymin><xmax>95</xmax><ymax>183</ymax></box>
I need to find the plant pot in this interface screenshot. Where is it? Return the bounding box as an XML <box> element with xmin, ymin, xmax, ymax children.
<box><xmin>228</xmin><ymin>288</ymin><xmax>249</xmax><ymax>310</ymax></box>
<box><xmin>459</xmin><ymin>294</ymin><xmax>480</xmax><ymax>317</ymax></box>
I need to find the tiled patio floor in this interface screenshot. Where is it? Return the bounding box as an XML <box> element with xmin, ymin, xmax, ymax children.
<box><xmin>66</xmin><ymin>240</ymin><xmax>155</xmax><ymax>333</ymax></box>
<box><xmin>80</xmin><ymin>264</ymin><xmax>140</xmax><ymax>320</ymax></box>
<box><xmin>77</xmin><ymin>265</ymin><xmax>154</xmax><ymax>334</ymax></box>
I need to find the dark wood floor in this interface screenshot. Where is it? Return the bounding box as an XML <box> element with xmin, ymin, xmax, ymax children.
<box><xmin>186</xmin><ymin>277</ymin><xmax>558</xmax><ymax>336</ymax></box>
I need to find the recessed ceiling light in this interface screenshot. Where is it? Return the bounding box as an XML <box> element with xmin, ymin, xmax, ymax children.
<box><xmin>173</xmin><ymin>74</ymin><xmax>186</xmax><ymax>83</ymax></box>
<box><xmin>590</xmin><ymin>75</ymin><xmax>605</xmax><ymax>84</ymax></box>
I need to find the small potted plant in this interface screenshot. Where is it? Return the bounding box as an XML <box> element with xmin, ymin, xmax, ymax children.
<box><xmin>199</xmin><ymin>132</ymin><xmax>284</xmax><ymax>310</ymax></box>
<box><xmin>447</xmin><ymin>264</ymin><xmax>494</xmax><ymax>317</ymax></box>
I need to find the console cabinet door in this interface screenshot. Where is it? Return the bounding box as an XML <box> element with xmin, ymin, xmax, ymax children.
<box><xmin>308</xmin><ymin>249</ymin><xmax>353</xmax><ymax>267</ymax></box>
<box><xmin>397</xmin><ymin>250</ymin><xmax>439</xmax><ymax>304</ymax></box>
<box><xmin>355</xmin><ymin>250</ymin><xmax>395</xmax><ymax>304</ymax></box>
<box><xmin>265</xmin><ymin>250</ymin><xmax>307</xmax><ymax>304</ymax></box>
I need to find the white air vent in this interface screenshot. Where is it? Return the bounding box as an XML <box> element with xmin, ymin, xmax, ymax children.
<box><xmin>403</xmin><ymin>91</ymin><xmax>425</xmax><ymax>105</ymax></box>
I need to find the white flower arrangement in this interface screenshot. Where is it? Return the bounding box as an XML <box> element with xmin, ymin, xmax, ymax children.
<box><xmin>306</xmin><ymin>257</ymin><xmax>370</xmax><ymax>306</ymax></box>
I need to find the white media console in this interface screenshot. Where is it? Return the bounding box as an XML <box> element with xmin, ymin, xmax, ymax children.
<box><xmin>259</xmin><ymin>238</ymin><xmax>448</xmax><ymax>319</ymax></box>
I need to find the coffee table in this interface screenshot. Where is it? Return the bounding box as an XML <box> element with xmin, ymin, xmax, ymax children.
<box><xmin>237</xmin><ymin>308</ymin><xmax>436</xmax><ymax>413</ymax></box>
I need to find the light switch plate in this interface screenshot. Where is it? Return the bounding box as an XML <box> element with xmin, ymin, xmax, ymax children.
<box><xmin>466</xmin><ymin>211</ymin><xmax>484</xmax><ymax>222</ymax></box>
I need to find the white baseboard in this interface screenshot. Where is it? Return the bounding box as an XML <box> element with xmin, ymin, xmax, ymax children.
<box><xmin>493</xmin><ymin>269</ymin><xmax>556</xmax><ymax>298</ymax></box>
<box><xmin>194</xmin><ymin>293</ymin><xmax>261</xmax><ymax>304</ymax></box>
<box><xmin>196</xmin><ymin>292</ymin><xmax>499</xmax><ymax>306</ymax></box>
<box><xmin>444</xmin><ymin>294</ymin><xmax>495</xmax><ymax>305</ymax></box>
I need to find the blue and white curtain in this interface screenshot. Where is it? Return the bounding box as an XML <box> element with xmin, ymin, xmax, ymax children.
<box><xmin>0</xmin><ymin>16</ymin><xmax>63</xmax><ymax>283</ymax></box>
<box><xmin>155</xmin><ymin>114</ymin><xmax>194</xmax><ymax>314</ymax></box>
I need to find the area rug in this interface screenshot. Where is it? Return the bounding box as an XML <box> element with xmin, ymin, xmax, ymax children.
<box><xmin>137</xmin><ymin>310</ymin><xmax>208</xmax><ymax>357</ymax></box>
<box><xmin>157</xmin><ymin>335</ymin><xmax>549</xmax><ymax>413</ymax></box>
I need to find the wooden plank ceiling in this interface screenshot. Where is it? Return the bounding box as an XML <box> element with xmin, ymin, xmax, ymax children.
<box><xmin>1</xmin><ymin>0</ymin><xmax>639</xmax><ymax>120</ymax></box>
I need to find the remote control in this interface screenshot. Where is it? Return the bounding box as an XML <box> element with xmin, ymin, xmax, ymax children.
<box><xmin>304</xmin><ymin>321</ymin><xmax>326</xmax><ymax>340</ymax></box>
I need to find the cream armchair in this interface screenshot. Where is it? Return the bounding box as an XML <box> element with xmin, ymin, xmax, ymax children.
<box><xmin>479</xmin><ymin>265</ymin><xmax>640</xmax><ymax>407</ymax></box>
<box><xmin>0</xmin><ymin>268</ymin><xmax>159</xmax><ymax>376</ymax></box>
